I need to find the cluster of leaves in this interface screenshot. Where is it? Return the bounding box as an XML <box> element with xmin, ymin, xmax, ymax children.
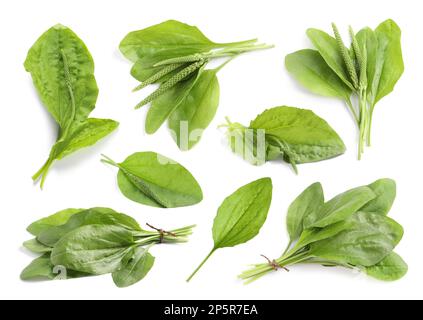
<box><xmin>239</xmin><ymin>179</ymin><xmax>407</xmax><ymax>283</ymax></box>
<box><xmin>187</xmin><ymin>178</ymin><xmax>273</xmax><ymax>282</ymax></box>
<box><xmin>222</xmin><ymin>106</ymin><xmax>346</xmax><ymax>173</ymax></box>
<box><xmin>285</xmin><ymin>20</ymin><xmax>404</xmax><ymax>159</ymax></box>
<box><xmin>101</xmin><ymin>152</ymin><xmax>203</xmax><ymax>208</ymax></box>
<box><xmin>119</xmin><ymin>20</ymin><xmax>273</xmax><ymax>150</ymax></box>
<box><xmin>25</xmin><ymin>25</ymin><xmax>119</xmax><ymax>188</ymax></box>
<box><xmin>21</xmin><ymin>208</ymin><xmax>195</xmax><ymax>288</ymax></box>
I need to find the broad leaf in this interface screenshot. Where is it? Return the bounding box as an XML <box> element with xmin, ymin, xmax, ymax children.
<box><xmin>37</xmin><ymin>208</ymin><xmax>141</xmax><ymax>247</ymax></box>
<box><xmin>360</xmin><ymin>179</ymin><xmax>396</xmax><ymax>215</ymax></box>
<box><xmin>112</xmin><ymin>152</ymin><xmax>203</xmax><ymax>208</ymax></box>
<box><xmin>250</xmin><ymin>106</ymin><xmax>346</xmax><ymax>163</ymax></box>
<box><xmin>169</xmin><ymin>69</ymin><xmax>220</xmax><ymax>150</ymax></box>
<box><xmin>310</xmin><ymin>212</ymin><xmax>404</xmax><ymax>266</ymax></box>
<box><xmin>112</xmin><ymin>247</ymin><xmax>155</xmax><ymax>288</ymax></box>
<box><xmin>286</xmin><ymin>183</ymin><xmax>324</xmax><ymax>243</ymax></box>
<box><xmin>285</xmin><ymin>49</ymin><xmax>352</xmax><ymax>99</ymax></box>
<box><xmin>365</xmin><ymin>252</ymin><xmax>408</xmax><ymax>281</ymax></box>
<box><xmin>212</xmin><ymin>178</ymin><xmax>273</xmax><ymax>248</ymax></box>
<box><xmin>51</xmin><ymin>225</ymin><xmax>135</xmax><ymax>275</ymax></box>
<box><xmin>27</xmin><ymin>208</ymin><xmax>84</xmax><ymax>236</ymax></box>
<box><xmin>304</xmin><ymin>186</ymin><xmax>375</xmax><ymax>228</ymax></box>
<box><xmin>119</xmin><ymin>20</ymin><xmax>221</xmax><ymax>63</ymax></box>
<box><xmin>372</xmin><ymin>20</ymin><xmax>404</xmax><ymax>105</ymax></box>
<box><xmin>25</xmin><ymin>24</ymin><xmax>98</xmax><ymax>130</ymax></box>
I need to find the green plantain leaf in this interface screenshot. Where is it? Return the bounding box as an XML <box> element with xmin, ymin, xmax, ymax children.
<box><xmin>104</xmin><ymin>152</ymin><xmax>203</xmax><ymax>208</ymax></box>
<box><xmin>306</xmin><ymin>28</ymin><xmax>354</xmax><ymax>90</ymax></box>
<box><xmin>365</xmin><ymin>252</ymin><xmax>408</xmax><ymax>281</ymax></box>
<box><xmin>168</xmin><ymin>69</ymin><xmax>220</xmax><ymax>150</ymax></box>
<box><xmin>286</xmin><ymin>183</ymin><xmax>324</xmax><ymax>243</ymax></box>
<box><xmin>310</xmin><ymin>212</ymin><xmax>404</xmax><ymax>267</ymax></box>
<box><xmin>304</xmin><ymin>186</ymin><xmax>375</xmax><ymax>228</ymax></box>
<box><xmin>51</xmin><ymin>225</ymin><xmax>135</xmax><ymax>275</ymax></box>
<box><xmin>285</xmin><ymin>49</ymin><xmax>352</xmax><ymax>99</ymax></box>
<box><xmin>112</xmin><ymin>247</ymin><xmax>155</xmax><ymax>288</ymax></box>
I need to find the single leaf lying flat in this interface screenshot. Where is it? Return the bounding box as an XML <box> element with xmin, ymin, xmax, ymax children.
<box><xmin>187</xmin><ymin>178</ymin><xmax>272</xmax><ymax>281</ymax></box>
<box><xmin>103</xmin><ymin>152</ymin><xmax>203</xmax><ymax>208</ymax></box>
<box><xmin>112</xmin><ymin>247</ymin><xmax>155</xmax><ymax>288</ymax></box>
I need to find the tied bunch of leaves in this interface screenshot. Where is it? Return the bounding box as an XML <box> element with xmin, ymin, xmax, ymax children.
<box><xmin>285</xmin><ymin>20</ymin><xmax>404</xmax><ymax>159</ymax></box>
<box><xmin>25</xmin><ymin>25</ymin><xmax>119</xmax><ymax>188</ymax></box>
<box><xmin>21</xmin><ymin>208</ymin><xmax>195</xmax><ymax>288</ymax></box>
<box><xmin>101</xmin><ymin>152</ymin><xmax>203</xmax><ymax>208</ymax></box>
<box><xmin>239</xmin><ymin>179</ymin><xmax>407</xmax><ymax>283</ymax></box>
<box><xmin>222</xmin><ymin>106</ymin><xmax>346</xmax><ymax>173</ymax></box>
<box><xmin>187</xmin><ymin>178</ymin><xmax>273</xmax><ymax>282</ymax></box>
<box><xmin>120</xmin><ymin>20</ymin><xmax>273</xmax><ymax>150</ymax></box>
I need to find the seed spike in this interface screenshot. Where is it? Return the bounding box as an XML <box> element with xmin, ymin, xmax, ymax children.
<box><xmin>332</xmin><ymin>23</ymin><xmax>359</xmax><ymax>90</ymax></box>
<box><xmin>135</xmin><ymin>59</ymin><xmax>206</xmax><ymax>109</ymax></box>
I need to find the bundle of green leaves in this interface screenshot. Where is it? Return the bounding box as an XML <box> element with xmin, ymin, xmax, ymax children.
<box><xmin>25</xmin><ymin>25</ymin><xmax>119</xmax><ymax>188</ymax></box>
<box><xmin>101</xmin><ymin>152</ymin><xmax>203</xmax><ymax>208</ymax></box>
<box><xmin>239</xmin><ymin>179</ymin><xmax>407</xmax><ymax>283</ymax></box>
<box><xmin>285</xmin><ymin>20</ymin><xmax>404</xmax><ymax>159</ymax></box>
<box><xmin>222</xmin><ymin>106</ymin><xmax>346</xmax><ymax>173</ymax></box>
<box><xmin>21</xmin><ymin>208</ymin><xmax>195</xmax><ymax>288</ymax></box>
<box><xmin>119</xmin><ymin>20</ymin><xmax>273</xmax><ymax>150</ymax></box>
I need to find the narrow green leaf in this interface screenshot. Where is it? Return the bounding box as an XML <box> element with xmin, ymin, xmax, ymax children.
<box><xmin>304</xmin><ymin>186</ymin><xmax>375</xmax><ymax>228</ymax></box>
<box><xmin>168</xmin><ymin>69</ymin><xmax>220</xmax><ymax>150</ymax></box>
<box><xmin>306</xmin><ymin>28</ymin><xmax>354</xmax><ymax>90</ymax></box>
<box><xmin>286</xmin><ymin>183</ymin><xmax>324</xmax><ymax>243</ymax></box>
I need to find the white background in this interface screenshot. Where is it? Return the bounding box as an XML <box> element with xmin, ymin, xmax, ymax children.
<box><xmin>0</xmin><ymin>0</ymin><xmax>421</xmax><ymax>300</ymax></box>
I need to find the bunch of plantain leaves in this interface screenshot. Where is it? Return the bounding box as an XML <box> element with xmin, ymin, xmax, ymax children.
<box><xmin>120</xmin><ymin>20</ymin><xmax>273</xmax><ymax>150</ymax></box>
<box><xmin>240</xmin><ymin>179</ymin><xmax>407</xmax><ymax>283</ymax></box>
<box><xmin>21</xmin><ymin>208</ymin><xmax>195</xmax><ymax>287</ymax></box>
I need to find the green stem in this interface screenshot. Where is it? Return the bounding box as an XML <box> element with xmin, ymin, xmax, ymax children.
<box><xmin>187</xmin><ymin>248</ymin><xmax>216</xmax><ymax>282</ymax></box>
<box><xmin>366</xmin><ymin>105</ymin><xmax>375</xmax><ymax>147</ymax></box>
<box><xmin>100</xmin><ymin>154</ymin><xmax>120</xmax><ymax>168</ymax></box>
<box><xmin>358</xmin><ymin>90</ymin><xmax>367</xmax><ymax>160</ymax></box>
<box><xmin>218</xmin><ymin>38</ymin><xmax>258</xmax><ymax>48</ymax></box>
<box><xmin>345</xmin><ymin>98</ymin><xmax>359</xmax><ymax>125</ymax></box>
